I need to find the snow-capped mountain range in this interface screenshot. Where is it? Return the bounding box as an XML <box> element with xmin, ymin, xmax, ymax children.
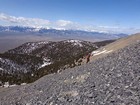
<box><xmin>0</xmin><ymin>26</ymin><xmax>128</xmax><ymax>39</ymax></box>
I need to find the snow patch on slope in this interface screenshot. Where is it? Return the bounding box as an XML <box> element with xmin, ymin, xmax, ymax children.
<box><xmin>0</xmin><ymin>67</ymin><xmax>3</xmax><ymax>71</ymax></box>
<box><xmin>0</xmin><ymin>57</ymin><xmax>35</xmax><ymax>73</ymax></box>
<box><xmin>38</xmin><ymin>58</ymin><xmax>52</xmax><ymax>69</ymax></box>
<box><xmin>66</xmin><ymin>40</ymin><xmax>83</xmax><ymax>47</ymax></box>
<box><xmin>0</xmin><ymin>82</ymin><xmax>17</xmax><ymax>88</ymax></box>
<box><xmin>26</xmin><ymin>41</ymin><xmax>49</xmax><ymax>53</ymax></box>
<box><xmin>8</xmin><ymin>41</ymin><xmax>49</xmax><ymax>54</ymax></box>
<box><xmin>91</xmin><ymin>49</ymin><xmax>113</xmax><ymax>56</ymax></box>
<box><xmin>39</xmin><ymin>62</ymin><xmax>52</xmax><ymax>68</ymax></box>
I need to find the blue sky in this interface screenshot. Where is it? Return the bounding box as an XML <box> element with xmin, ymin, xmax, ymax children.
<box><xmin>0</xmin><ymin>0</ymin><xmax>140</xmax><ymax>34</ymax></box>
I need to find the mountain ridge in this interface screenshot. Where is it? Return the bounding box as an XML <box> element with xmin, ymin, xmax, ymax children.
<box><xmin>0</xmin><ymin>39</ymin><xmax>114</xmax><ymax>85</ymax></box>
<box><xmin>0</xmin><ymin>26</ymin><xmax>128</xmax><ymax>39</ymax></box>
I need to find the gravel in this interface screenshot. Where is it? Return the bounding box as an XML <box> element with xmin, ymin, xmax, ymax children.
<box><xmin>0</xmin><ymin>41</ymin><xmax>140</xmax><ymax>105</ymax></box>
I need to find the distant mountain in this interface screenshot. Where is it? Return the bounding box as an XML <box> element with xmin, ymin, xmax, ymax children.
<box><xmin>0</xmin><ymin>26</ymin><xmax>128</xmax><ymax>39</ymax></box>
<box><xmin>0</xmin><ymin>39</ymin><xmax>114</xmax><ymax>85</ymax></box>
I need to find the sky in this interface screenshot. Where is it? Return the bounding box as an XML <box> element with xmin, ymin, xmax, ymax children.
<box><xmin>0</xmin><ymin>0</ymin><xmax>140</xmax><ymax>34</ymax></box>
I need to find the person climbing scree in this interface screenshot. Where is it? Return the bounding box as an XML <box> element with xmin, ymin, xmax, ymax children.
<box><xmin>86</xmin><ymin>53</ymin><xmax>91</xmax><ymax>63</ymax></box>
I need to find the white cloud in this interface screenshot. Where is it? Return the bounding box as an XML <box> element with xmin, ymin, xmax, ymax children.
<box><xmin>56</xmin><ymin>20</ymin><xmax>73</xmax><ymax>27</ymax></box>
<box><xmin>0</xmin><ymin>13</ymin><xmax>50</xmax><ymax>27</ymax></box>
<box><xmin>0</xmin><ymin>13</ymin><xmax>139</xmax><ymax>34</ymax></box>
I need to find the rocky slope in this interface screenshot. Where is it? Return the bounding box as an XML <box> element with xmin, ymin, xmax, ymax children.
<box><xmin>0</xmin><ymin>39</ymin><xmax>114</xmax><ymax>85</ymax></box>
<box><xmin>0</xmin><ymin>36</ymin><xmax>139</xmax><ymax>105</ymax></box>
<box><xmin>88</xmin><ymin>33</ymin><xmax>140</xmax><ymax>62</ymax></box>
